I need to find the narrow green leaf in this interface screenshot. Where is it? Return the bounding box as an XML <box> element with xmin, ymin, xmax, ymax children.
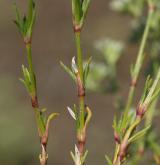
<box><xmin>81</xmin><ymin>150</ymin><xmax>88</xmax><ymax>164</ymax></box>
<box><xmin>72</xmin><ymin>0</ymin><xmax>83</xmax><ymax>23</ymax></box>
<box><xmin>81</xmin><ymin>0</ymin><xmax>91</xmax><ymax>25</ymax></box>
<box><xmin>128</xmin><ymin>125</ymin><xmax>151</xmax><ymax>143</ymax></box>
<box><xmin>47</xmin><ymin>113</ymin><xmax>59</xmax><ymax>127</ymax></box>
<box><xmin>82</xmin><ymin>0</ymin><xmax>91</xmax><ymax>14</ymax></box>
<box><xmin>83</xmin><ymin>56</ymin><xmax>92</xmax><ymax>85</ymax></box>
<box><xmin>60</xmin><ymin>61</ymin><xmax>76</xmax><ymax>81</ymax></box>
<box><xmin>13</xmin><ymin>4</ymin><xmax>23</xmax><ymax>32</ymax></box>
<box><xmin>35</xmin><ymin>109</ymin><xmax>46</xmax><ymax>135</ymax></box>
<box><xmin>70</xmin><ymin>151</ymin><xmax>75</xmax><ymax>162</ymax></box>
<box><xmin>73</xmin><ymin>104</ymin><xmax>80</xmax><ymax>129</ymax></box>
<box><xmin>105</xmin><ymin>155</ymin><xmax>113</xmax><ymax>165</ymax></box>
<box><xmin>149</xmin><ymin>87</ymin><xmax>160</xmax><ymax>105</ymax></box>
<box><xmin>141</xmin><ymin>75</ymin><xmax>152</xmax><ymax>102</ymax></box>
<box><xmin>41</xmin><ymin>108</ymin><xmax>47</xmax><ymax>124</ymax></box>
<box><xmin>84</xmin><ymin>106</ymin><xmax>92</xmax><ymax>130</ymax></box>
<box><xmin>27</xmin><ymin>0</ymin><xmax>36</xmax><ymax>37</ymax></box>
<box><xmin>28</xmin><ymin>0</ymin><xmax>34</xmax><ymax>23</ymax></box>
<box><xmin>112</xmin><ymin>116</ymin><xmax>119</xmax><ymax>133</ymax></box>
<box><xmin>19</xmin><ymin>78</ymin><xmax>30</xmax><ymax>93</ymax></box>
<box><xmin>22</xmin><ymin>65</ymin><xmax>30</xmax><ymax>85</ymax></box>
<box><xmin>14</xmin><ymin>4</ymin><xmax>21</xmax><ymax>22</ymax></box>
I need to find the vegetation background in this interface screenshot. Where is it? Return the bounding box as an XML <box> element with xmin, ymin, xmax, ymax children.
<box><xmin>0</xmin><ymin>0</ymin><xmax>147</xmax><ymax>164</ymax></box>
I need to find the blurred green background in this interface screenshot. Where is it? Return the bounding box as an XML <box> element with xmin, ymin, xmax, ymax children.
<box><xmin>0</xmin><ymin>0</ymin><xmax>146</xmax><ymax>164</ymax></box>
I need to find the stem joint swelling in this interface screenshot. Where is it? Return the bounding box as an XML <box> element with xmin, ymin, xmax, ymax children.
<box><xmin>24</xmin><ymin>36</ymin><xmax>32</xmax><ymax>45</ymax></box>
<box><xmin>77</xmin><ymin>133</ymin><xmax>86</xmax><ymax>155</ymax></box>
<box><xmin>31</xmin><ymin>96</ymin><xmax>39</xmax><ymax>108</ymax></box>
<box><xmin>73</xmin><ymin>23</ymin><xmax>82</xmax><ymax>33</ymax></box>
<box><xmin>130</xmin><ymin>79</ymin><xmax>137</xmax><ymax>88</ymax></box>
<box><xmin>77</xmin><ymin>72</ymin><xmax>85</xmax><ymax>97</ymax></box>
<box><xmin>136</xmin><ymin>104</ymin><xmax>146</xmax><ymax>119</ymax></box>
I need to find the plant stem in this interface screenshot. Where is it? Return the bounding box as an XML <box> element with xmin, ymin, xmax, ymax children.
<box><xmin>124</xmin><ymin>4</ymin><xmax>153</xmax><ymax>115</ymax></box>
<box><xmin>75</xmin><ymin>32</ymin><xmax>85</xmax><ymax>130</ymax></box>
<box><xmin>74</xmin><ymin>30</ymin><xmax>86</xmax><ymax>165</ymax></box>
<box><xmin>25</xmin><ymin>43</ymin><xmax>48</xmax><ymax>165</ymax></box>
<box><xmin>26</xmin><ymin>44</ymin><xmax>34</xmax><ymax>77</ymax></box>
<box><xmin>75</xmin><ymin>32</ymin><xmax>83</xmax><ymax>82</ymax></box>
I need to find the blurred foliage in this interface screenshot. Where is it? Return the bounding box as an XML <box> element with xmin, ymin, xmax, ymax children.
<box><xmin>86</xmin><ymin>38</ymin><xmax>124</xmax><ymax>93</ymax></box>
<box><xmin>110</xmin><ymin>0</ymin><xmax>145</xmax><ymax>17</ymax></box>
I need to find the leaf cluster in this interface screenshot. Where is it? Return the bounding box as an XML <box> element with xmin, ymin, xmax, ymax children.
<box><xmin>60</xmin><ymin>56</ymin><xmax>92</xmax><ymax>88</ymax></box>
<box><xmin>14</xmin><ymin>0</ymin><xmax>36</xmax><ymax>39</ymax></box>
<box><xmin>72</xmin><ymin>0</ymin><xmax>91</xmax><ymax>29</ymax></box>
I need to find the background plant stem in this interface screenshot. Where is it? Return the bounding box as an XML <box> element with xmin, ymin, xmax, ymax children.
<box><xmin>124</xmin><ymin>5</ymin><xmax>153</xmax><ymax>115</ymax></box>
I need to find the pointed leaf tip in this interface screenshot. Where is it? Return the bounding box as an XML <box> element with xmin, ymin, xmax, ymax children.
<box><xmin>84</xmin><ymin>106</ymin><xmax>92</xmax><ymax>129</ymax></box>
<box><xmin>60</xmin><ymin>61</ymin><xmax>76</xmax><ymax>81</ymax></box>
<box><xmin>67</xmin><ymin>106</ymin><xmax>76</xmax><ymax>120</ymax></box>
<box><xmin>47</xmin><ymin>113</ymin><xmax>59</xmax><ymax>122</ymax></box>
<box><xmin>128</xmin><ymin>125</ymin><xmax>151</xmax><ymax>143</ymax></box>
<box><xmin>46</xmin><ymin>113</ymin><xmax>59</xmax><ymax>130</ymax></box>
<box><xmin>72</xmin><ymin>56</ymin><xmax>78</xmax><ymax>74</ymax></box>
<box><xmin>105</xmin><ymin>155</ymin><xmax>113</xmax><ymax>165</ymax></box>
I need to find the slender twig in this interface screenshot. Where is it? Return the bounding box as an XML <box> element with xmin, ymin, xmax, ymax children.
<box><xmin>124</xmin><ymin>0</ymin><xmax>154</xmax><ymax>115</ymax></box>
<box><xmin>26</xmin><ymin>42</ymin><xmax>48</xmax><ymax>165</ymax></box>
<box><xmin>14</xmin><ymin>1</ymin><xmax>58</xmax><ymax>164</ymax></box>
<box><xmin>61</xmin><ymin>1</ymin><xmax>92</xmax><ymax>165</ymax></box>
<box><xmin>75</xmin><ymin>32</ymin><xmax>85</xmax><ymax>130</ymax></box>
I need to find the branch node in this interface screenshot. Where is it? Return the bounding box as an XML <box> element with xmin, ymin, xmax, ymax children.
<box><xmin>31</xmin><ymin>96</ymin><xmax>39</xmax><ymax>108</ymax></box>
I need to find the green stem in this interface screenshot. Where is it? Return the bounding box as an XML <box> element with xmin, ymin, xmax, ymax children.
<box><xmin>26</xmin><ymin>44</ymin><xmax>34</xmax><ymax>77</ymax></box>
<box><xmin>75</xmin><ymin>31</ymin><xmax>85</xmax><ymax>129</ymax></box>
<box><xmin>25</xmin><ymin>43</ymin><xmax>45</xmax><ymax>134</ymax></box>
<box><xmin>26</xmin><ymin>43</ymin><xmax>37</xmax><ymax>93</ymax></box>
<box><xmin>75</xmin><ymin>32</ymin><xmax>83</xmax><ymax>81</ymax></box>
<box><xmin>79</xmin><ymin>97</ymin><xmax>85</xmax><ymax>129</ymax></box>
<box><xmin>124</xmin><ymin>7</ymin><xmax>153</xmax><ymax>115</ymax></box>
<box><xmin>25</xmin><ymin>43</ymin><xmax>46</xmax><ymax>164</ymax></box>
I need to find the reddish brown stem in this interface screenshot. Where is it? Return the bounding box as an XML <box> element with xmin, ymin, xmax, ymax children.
<box><xmin>31</xmin><ymin>95</ymin><xmax>48</xmax><ymax>165</ymax></box>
